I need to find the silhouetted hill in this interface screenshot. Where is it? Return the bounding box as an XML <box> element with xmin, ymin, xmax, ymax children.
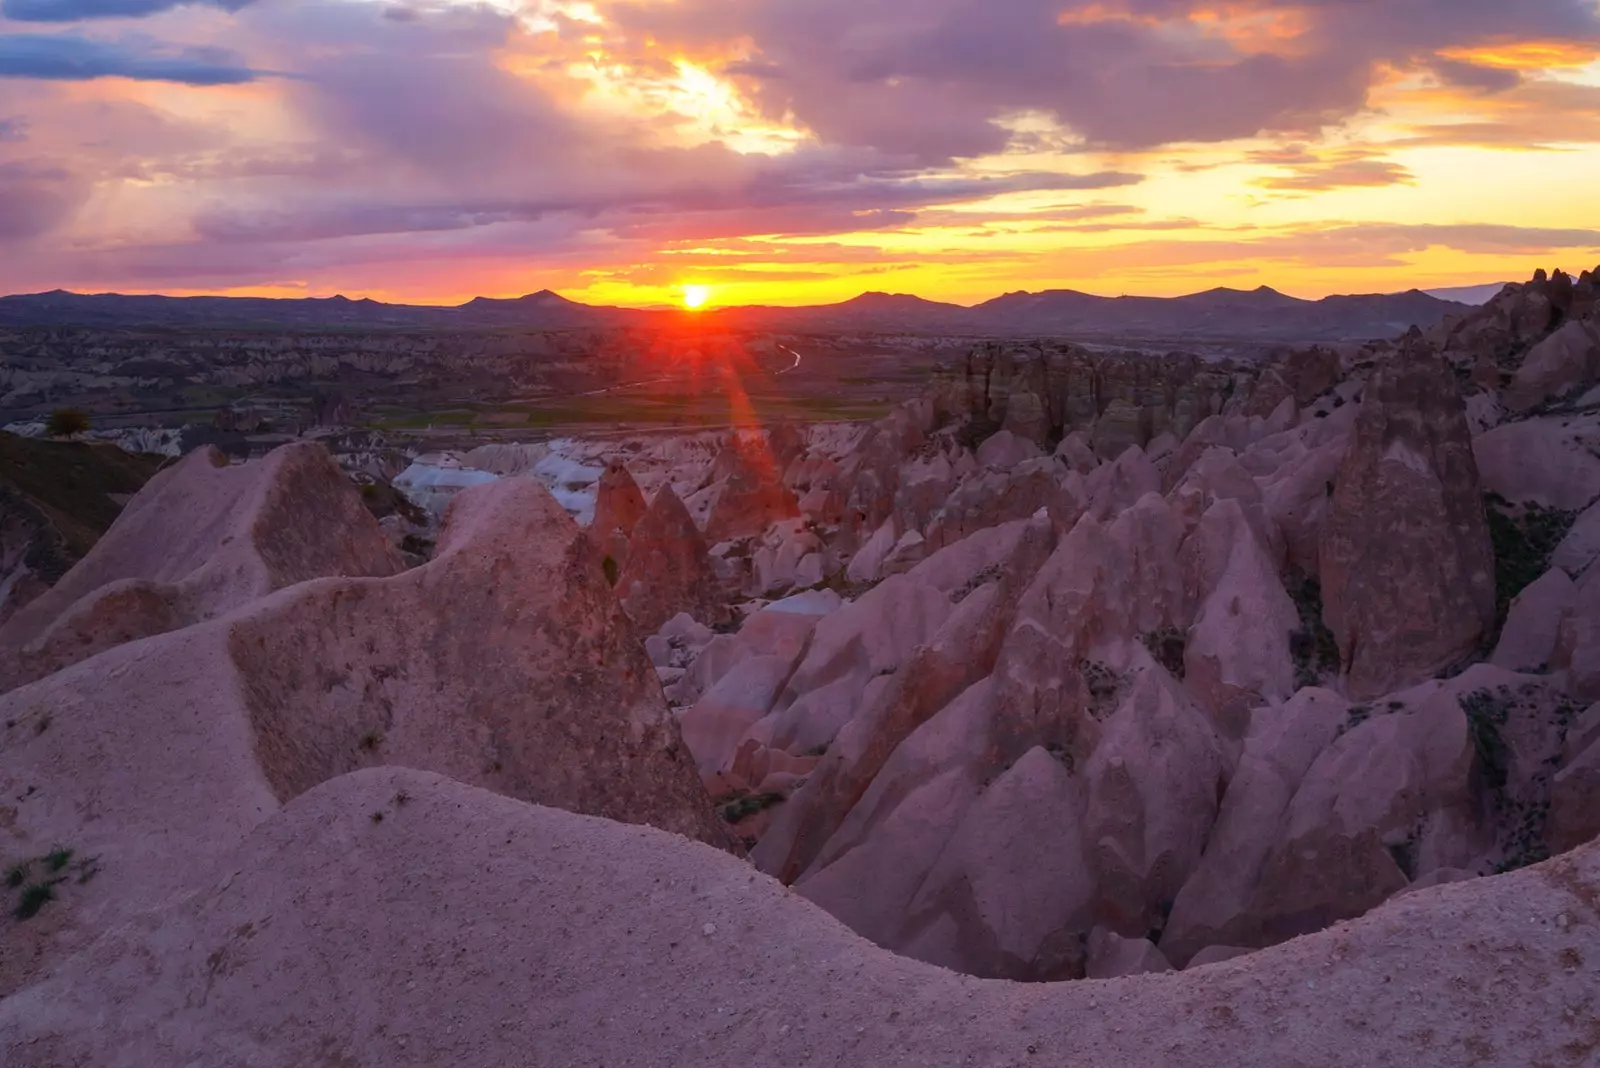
<box><xmin>0</xmin><ymin>284</ymin><xmax>1471</xmax><ymax>341</ymax></box>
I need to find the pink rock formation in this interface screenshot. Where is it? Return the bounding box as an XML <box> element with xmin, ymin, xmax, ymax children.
<box><xmin>1086</xmin><ymin>927</ymin><xmax>1173</xmax><ymax>979</ymax></box>
<box><xmin>617</xmin><ymin>484</ymin><xmax>727</xmax><ymax>634</ymax></box>
<box><xmin>0</xmin><ymin>442</ymin><xmax>400</xmax><ymax>692</ymax></box>
<box><xmin>1319</xmin><ymin>339</ymin><xmax>1496</xmax><ymax>699</ymax></box>
<box><xmin>1491</xmin><ymin>568</ymin><xmax>1578</xmax><ymax>672</ymax></box>
<box><xmin>5</xmin><ymin>766</ymin><xmax>1598</xmax><ymax>1068</ymax></box>
<box><xmin>703</xmin><ymin>437</ymin><xmax>801</xmax><ymax>543</ymax></box>
<box><xmin>1504</xmin><ymin>319</ymin><xmax>1600</xmax><ymax>412</ymax></box>
<box><xmin>1180</xmin><ymin>499</ymin><xmax>1299</xmax><ymax>736</ymax></box>
<box><xmin>1248</xmin><ymin>688</ymin><xmax>1479</xmax><ymax>944</ymax></box>
<box><xmin>899</xmin><ymin>747</ymin><xmax>1095</xmax><ymax>980</ymax></box>
<box><xmin>0</xmin><ymin>476</ymin><xmax>729</xmax><ymax>993</ymax></box>
<box><xmin>1552</xmin><ymin>567</ymin><xmax>1600</xmax><ymax>701</ymax></box>
<box><xmin>588</xmin><ymin>461</ymin><xmax>648</xmax><ymax>572</ymax></box>
<box><xmin>1082</xmin><ymin>665</ymin><xmax>1232</xmax><ymax>933</ymax></box>
<box><xmin>1161</xmin><ymin>688</ymin><xmax>1350</xmax><ymax>966</ymax></box>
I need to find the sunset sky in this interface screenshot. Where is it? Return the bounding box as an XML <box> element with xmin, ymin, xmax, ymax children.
<box><xmin>2</xmin><ymin>0</ymin><xmax>1599</xmax><ymax>307</ymax></box>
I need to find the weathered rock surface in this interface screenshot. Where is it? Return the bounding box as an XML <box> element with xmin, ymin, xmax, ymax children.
<box><xmin>617</xmin><ymin>485</ymin><xmax>727</xmax><ymax>633</ymax></box>
<box><xmin>0</xmin><ymin>442</ymin><xmax>401</xmax><ymax>693</ymax></box>
<box><xmin>1491</xmin><ymin>568</ymin><xmax>1577</xmax><ymax>672</ymax></box>
<box><xmin>1247</xmin><ymin>689</ymin><xmax>1479</xmax><ymax>944</ymax></box>
<box><xmin>1162</xmin><ymin>688</ymin><xmax>1351</xmax><ymax>966</ymax></box>
<box><xmin>1552</xmin><ymin>567</ymin><xmax>1600</xmax><ymax>701</ymax></box>
<box><xmin>1086</xmin><ymin>927</ymin><xmax>1173</xmax><ymax>979</ymax></box>
<box><xmin>703</xmin><ymin>439</ymin><xmax>801</xmax><ymax>543</ymax></box>
<box><xmin>1083</xmin><ymin>665</ymin><xmax>1232</xmax><ymax>933</ymax></box>
<box><xmin>1473</xmin><ymin>413</ymin><xmax>1600</xmax><ymax>512</ymax></box>
<box><xmin>588</xmin><ymin>461</ymin><xmax>648</xmax><ymax>570</ymax></box>
<box><xmin>1504</xmin><ymin>319</ymin><xmax>1600</xmax><ymax>412</ymax></box>
<box><xmin>0</xmin><ymin>476</ymin><xmax>728</xmax><ymax>993</ymax></box>
<box><xmin>5</xmin><ymin>766</ymin><xmax>1599</xmax><ymax>1068</ymax></box>
<box><xmin>898</xmin><ymin>747</ymin><xmax>1095</xmax><ymax>980</ymax></box>
<box><xmin>1319</xmin><ymin>340</ymin><xmax>1496</xmax><ymax>698</ymax></box>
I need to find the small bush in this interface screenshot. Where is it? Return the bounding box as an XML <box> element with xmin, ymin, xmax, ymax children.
<box><xmin>719</xmin><ymin>791</ymin><xmax>785</xmax><ymax>824</ymax></box>
<box><xmin>44</xmin><ymin>846</ymin><xmax>72</xmax><ymax>873</ymax></box>
<box><xmin>602</xmin><ymin>555</ymin><xmax>620</xmax><ymax>587</ymax></box>
<box><xmin>14</xmin><ymin>881</ymin><xmax>54</xmax><ymax>920</ymax></box>
<box><xmin>4</xmin><ymin>861</ymin><xmax>27</xmax><ymax>889</ymax></box>
<box><xmin>45</xmin><ymin>408</ymin><xmax>90</xmax><ymax>437</ymax></box>
<box><xmin>1485</xmin><ymin>495</ymin><xmax>1578</xmax><ymax>628</ymax></box>
<box><xmin>1141</xmin><ymin>627</ymin><xmax>1187</xmax><ymax>679</ymax></box>
<box><xmin>358</xmin><ymin>729</ymin><xmax>383</xmax><ymax>752</ymax></box>
<box><xmin>1285</xmin><ymin>568</ymin><xmax>1340</xmax><ymax>689</ymax></box>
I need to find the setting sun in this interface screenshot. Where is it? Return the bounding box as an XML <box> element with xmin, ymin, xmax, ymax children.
<box><xmin>682</xmin><ymin>284</ymin><xmax>712</xmax><ymax>310</ymax></box>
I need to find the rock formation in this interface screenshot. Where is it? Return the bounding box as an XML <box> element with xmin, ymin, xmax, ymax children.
<box><xmin>1318</xmin><ymin>337</ymin><xmax>1496</xmax><ymax>698</ymax></box>
<box><xmin>3</xmin><ymin>265</ymin><xmax>1600</xmax><ymax>1065</ymax></box>
<box><xmin>0</xmin><ymin>442</ymin><xmax>401</xmax><ymax>693</ymax></box>
<box><xmin>2</xmin><ymin>767</ymin><xmax>1595</xmax><ymax>1068</ymax></box>
<box><xmin>0</xmin><ymin>470</ymin><xmax>728</xmax><ymax>994</ymax></box>
<box><xmin>616</xmin><ymin>485</ymin><xmax>726</xmax><ymax>633</ymax></box>
<box><xmin>588</xmin><ymin>461</ymin><xmax>648</xmax><ymax>572</ymax></box>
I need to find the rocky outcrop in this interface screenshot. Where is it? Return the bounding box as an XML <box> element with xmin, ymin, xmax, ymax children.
<box><xmin>587</xmin><ymin>461</ymin><xmax>647</xmax><ymax>571</ymax></box>
<box><xmin>616</xmin><ymin>485</ymin><xmax>727</xmax><ymax>633</ymax></box>
<box><xmin>1491</xmin><ymin>568</ymin><xmax>1577</xmax><ymax>672</ymax></box>
<box><xmin>1247</xmin><ymin>689</ymin><xmax>1479</xmax><ymax>944</ymax></box>
<box><xmin>1552</xmin><ymin>567</ymin><xmax>1600</xmax><ymax>701</ymax></box>
<box><xmin>1082</xmin><ymin>665</ymin><xmax>1232</xmax><ymax>933</ymax></box>
<box><xmin>8</xmin><ymin>766</ymin><xmax>1596</xmax><ymax>1068</ymax></box>
<box><xmin>1181</xmin><ymin>499</ymin><xmax>1299</xmax><ymax>735</ymax></box>
<box><xmin>1504</xmin><ymin>319</ymin><xmax>1600</xmax><ymax>412</ymax></box>
<box><xmin>1473</xmin><ymin>411</ymin><xmax>1600</xmax><ymax>512</ymax></box>
<box><xmin>0</xmin><ymin>442</ymin><xmax>401</xmax><ymax>693</ymax></box>
<box><xmin>703</xmin><ymin>438</ymin><xmax>801</xmax><ymax>543</ymax></box>
<box><xmin>0</xmin><ymin>475</ymin><xmax>729</xmax><ymax>994</ymax></box>
<box><xmin>896</xmin><ymin>747</ymin><xmax>1095</xmax><ymax>981</ymax></box>
<box><xmin>0</xmin><ymin>432</ymin><xmax>163</xmax><ymax>627</ymax></box>
<box><xmin>1319</xmin><ymin>339</ymin><xmax>1496</xmax><ymax>698</ymax></box>
<box><xmin>1161</xmin><ymin>688</ymin><xmax>1350</xmax><ymax>965</ymax></box>
<box><xmin>753</xmin><ymin>521</ymin><xmax>1053</xmax><ymax>884</ymax></box>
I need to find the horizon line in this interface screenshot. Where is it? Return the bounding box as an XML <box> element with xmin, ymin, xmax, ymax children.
<box><xmin>0</xmin><ymin>278</ymin><xmax>1522</xmax><ymax>312</ymax></box>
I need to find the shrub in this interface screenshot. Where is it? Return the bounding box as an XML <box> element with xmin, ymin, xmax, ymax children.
<box><xmin>1484</xmin><ymin>495</ymin><xmax>1578</xmax><ymax>628</ymax></box>
<box><xmin>45</xmin><ymin>408</ymin><xmax>90</xmax><ymax>438</ymax></box>
<box><xmin>602</xmin><ymin>555</ymin><xmax>620</xmax><ymax>587</ymax></box>
<box><xmin>14</xmin><ymin>881</ymin><xmax>54</xmax><ymax>921</ymax></box>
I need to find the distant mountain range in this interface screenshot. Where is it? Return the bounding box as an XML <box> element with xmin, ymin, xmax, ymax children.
<box><xmin>0</xmin><ymin>284</ymin><xmax>1479</xmax><ymax>342</ymax></box>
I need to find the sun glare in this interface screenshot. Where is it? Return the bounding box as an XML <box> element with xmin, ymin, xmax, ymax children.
<box><xmin>682</xmin><ymin>284</ymin><xmax>712</xmax><ymax>310</ymax></box>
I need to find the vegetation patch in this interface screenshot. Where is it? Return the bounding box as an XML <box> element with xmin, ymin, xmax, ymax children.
<box><xmin>5</xmin><ymin>845</ymin><xmax>99</xmax><ymax>921</ymax></box>
<box><xmin>1079</xmin><ymin>660</ymin><xmax>1123</xmax><ymax>721</ymax></box>
<box><xmin>1140</xmin><ymin>627</ymin><xmax>1187</xmax><ymax>680</ymax></box>
<box><xmin>718</xmin><ymin>791</ymin><xmax>785</xmax><ymax>824</ymax></box>
<box><xmin>1484</xmin><ymin>493</ymin><xmax>1578</xmax><ymax>628</ymax></box>
<box><xmin>1335</xmin><ymin>703</ymin><xmax>1374</xmax><ymax>740</ymax></box>
<box><xmin>601</xmin><ymin>555</ymin><xmax>620</xmax><ymax>587</ymax></box>
<box><xmin>1284</xmin><ymin>567</ymin><xmax>1341</xmax><ymax>690</ymax></box>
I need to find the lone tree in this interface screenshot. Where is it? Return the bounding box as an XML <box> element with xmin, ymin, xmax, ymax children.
<box><xmin>45</xmin><ymin>408</ymin><xmax>91</xmax><ymax>438</ymax></box>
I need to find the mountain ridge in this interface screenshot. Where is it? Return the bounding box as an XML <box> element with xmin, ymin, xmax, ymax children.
<box><xmin>0</xmin><ymin>283</ymin><xmax>1476</xmax><ymax>341</ymax></box>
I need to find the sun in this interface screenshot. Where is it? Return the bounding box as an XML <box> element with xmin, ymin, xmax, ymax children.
<box><xmin>681</xmin><ymin>284</ymin><xmax>711</xmax><ymax>310</ymax></box>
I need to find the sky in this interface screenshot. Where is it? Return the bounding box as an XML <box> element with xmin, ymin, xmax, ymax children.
<box><xmin>1</xmin><ymin>0</ymin><xmax>1599</xmax><ymax>308</ymax></box>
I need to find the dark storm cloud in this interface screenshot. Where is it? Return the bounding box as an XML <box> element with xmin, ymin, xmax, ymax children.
<box><xmin>0</xmin><ymin>33</ymin><xmax>259</xmax><ymax>84</ymax></box>
<box><xmin>613</xmin><ymin>0</ymin><xmax>1600</xmax><ymax>156</ymax></box>
<box><xmin>1</xmin><ymin>0</ymin><xmax>252</xmax><ymax>22</ymax></box>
